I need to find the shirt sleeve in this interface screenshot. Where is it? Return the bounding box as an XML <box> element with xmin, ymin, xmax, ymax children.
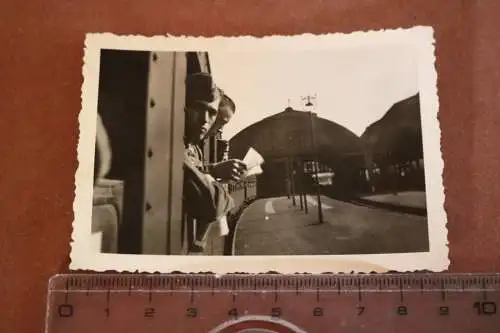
<box><xmin>183</xmin><ymin>160</ymin><xmax>235</xmax><ymax>223</ymax></box>
<box><xmin>94</xmin><ymin>114</ymin><xmax>112</xmax><ymax>184</ymax></box>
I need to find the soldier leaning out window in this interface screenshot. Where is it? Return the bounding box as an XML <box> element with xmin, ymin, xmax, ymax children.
<box><xmin>182</xmin><ymin>72</ymin><xmax>246</xmax><ymax>253</ymax></box>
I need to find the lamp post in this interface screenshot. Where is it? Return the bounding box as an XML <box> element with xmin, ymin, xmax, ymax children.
<box><xmin>302</xmin><ymin>95</ymin><xmax>324</xmax><ymax>224</ymax></box>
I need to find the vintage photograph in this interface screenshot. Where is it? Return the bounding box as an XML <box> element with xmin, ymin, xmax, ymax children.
<box><xmin>71</xmin><ymin>27</ymin><xmax>448</xmax><ymax>273</ymax></box>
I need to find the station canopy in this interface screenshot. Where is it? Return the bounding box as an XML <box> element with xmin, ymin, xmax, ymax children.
<box><xmin>361</xmin><ymin>93</ymin><xmax>423</xmax><ymax>162</ymax></box>
<box><xmin>229</xmin><ymin>107</ymin><xmax>365</xmax><ymax>165</ymax></box>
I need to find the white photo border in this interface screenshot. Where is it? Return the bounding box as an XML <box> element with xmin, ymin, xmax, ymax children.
<box><xmin>70</xmin><ymin>26</ymin><xmax>449</xmax><ymax>274</ymax></box>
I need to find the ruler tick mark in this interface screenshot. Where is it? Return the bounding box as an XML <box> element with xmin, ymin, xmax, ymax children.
<box><xmin>482</xmin><ymin>279</ymin><xmax>488</xmax><ymax>300</ymax></box>
<box><xmin>190</xmin><ymin>284</ymin><xmax>195</xmax><ymax>304</ymax></box>
<box><xmin>148</xmin><ymin>280</ymin><xmax>153</xmax><ymax>303</ymax></box>
<box><xmin>316</xmin><ymin>288</ymin><xmax>320</xmax><ymax>302</ymax></box>
<box><xmin>440</xmin><ymin>280</ymin><xmax>446</xmax><ymax>301</ymax></box>
<box><xmin>85</xmin><ymin>279</ymin><xmax>91</xmax><ymax>296</ymax></box>
<box><xmin>64</xmin><ymin>279</ymin><xmax>69</xmax><ymax>303</ymax></box>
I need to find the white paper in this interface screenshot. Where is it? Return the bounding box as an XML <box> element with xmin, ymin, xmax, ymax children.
<box><xmin>242</xmin><ymin>147</ymin><xmax>264</xmax><ymax>178</ymax></box>
<box><xmin>246</xmin><ymin>165</ymin><xmax>263</xmax><ymax>177</ymax></box>
<box><xmin>218</xmin><ymin>215</ymin><xmax>229</xmax><ymax>236</ymax></box>
<box><xmin>243</xmin><ymin>147</ymin><xmax>264</xmax><ymax>170</ymax></box>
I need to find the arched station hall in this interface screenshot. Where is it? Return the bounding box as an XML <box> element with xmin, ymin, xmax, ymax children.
<box><xmin>229</xmin><ymin>107</ymin><xmax>367</xmax><ymax>199</ymax></box>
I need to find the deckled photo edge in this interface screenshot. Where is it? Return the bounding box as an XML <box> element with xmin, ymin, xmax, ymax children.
<box><xmin>70</xmin><ymin>35</ymin><xmax>101</xmax><ymax>268</ymax></box>
<box><xmin>80</xmin><ymin>25</ymin><xmax>433</xmax><ymax>53</ymax></box>
<box><xmin>413</xmin><ymin>26</ymin><xmax>449</xmax><ymax>269</ymax></box>
<box><xmin>70</xmin><ymin>26</ymin><xmax>448</xmax><ymax>274</ymax></box>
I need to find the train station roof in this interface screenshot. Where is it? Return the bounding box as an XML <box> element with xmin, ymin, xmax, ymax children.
<box><xmin>361</xmin><ymin>93</ymin><xmax>423</xmax><ymax>160</ymax></box>
<box><xmin>229</xmin><ymin>107</ymin><xmax>364</xmax><ymax>161</ymax></box>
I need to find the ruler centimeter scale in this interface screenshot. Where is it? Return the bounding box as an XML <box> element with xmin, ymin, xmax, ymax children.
<box><xmin>46</xmin><ymin>274</ymin><xmax>500</xmax><ymax>333</ymax></box>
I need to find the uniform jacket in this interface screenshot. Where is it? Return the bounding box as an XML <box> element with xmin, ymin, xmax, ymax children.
<box><xmin>183</xmin><ymin>143</ymin><xmax>235</xmax><ymax>230</ymax></box>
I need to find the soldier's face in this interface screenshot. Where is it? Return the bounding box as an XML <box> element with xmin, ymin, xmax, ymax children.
<box><xmin>204</xmin><ymin>104</ymin><xmax>234</xmax><ymax>139</ymax></box>
<box><xmin>187</xmin><ymin>105</ymin><xmax>218</xmax><ymax>142</ymax></box>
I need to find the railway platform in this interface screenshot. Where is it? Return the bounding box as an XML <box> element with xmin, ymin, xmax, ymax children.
<box><xmin>233</xmin><ymin>193</ymin><xmax>428</xmax><ymax>256</ymax></box>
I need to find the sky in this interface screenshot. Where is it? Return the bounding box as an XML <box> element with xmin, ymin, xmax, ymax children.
<box><xmin>208</xmin><ymin>43</ymin><xmax>419</xmax><ymax>140</ymax></box>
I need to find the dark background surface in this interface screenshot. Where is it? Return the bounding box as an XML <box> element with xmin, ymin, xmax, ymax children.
<box><xmin>1</xmin><ymin>1</ymin><xmax>499</xmax><ymax>331</ymax></box>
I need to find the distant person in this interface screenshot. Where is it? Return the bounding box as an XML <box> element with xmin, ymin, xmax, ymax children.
<box><xmin>182</xmin><ymin>73</ymin><xmax>245</xmax><ymax>253</ymax></box>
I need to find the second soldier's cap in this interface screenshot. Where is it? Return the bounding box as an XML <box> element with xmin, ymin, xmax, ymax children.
<box><xmin>185</xmin><ymin>72</ymin><xmax>222</xmax><ymax>111</ymax></box>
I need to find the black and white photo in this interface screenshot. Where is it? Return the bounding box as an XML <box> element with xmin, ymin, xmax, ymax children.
<box><xmin>71</xmin><ymin>28</ymin><xmax>448</xmax><ymax>273</ymax></box>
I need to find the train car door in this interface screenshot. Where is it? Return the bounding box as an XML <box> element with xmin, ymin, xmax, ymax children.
<box><xmin>97</xmin><ymin>50</ymin><xmax>187</xmax><ymax>255</ymax></box>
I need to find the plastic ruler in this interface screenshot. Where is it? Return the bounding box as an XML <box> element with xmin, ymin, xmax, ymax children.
<box><xmin>45</xmin><ymin>273</ymin><xmax>500</xmax><ymax>332</ymax></box>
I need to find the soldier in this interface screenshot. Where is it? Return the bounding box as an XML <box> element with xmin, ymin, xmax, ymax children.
<box><xmin>204</xmin><ymin>93</ymin><xmax>236</xmax><ymax>139</ymax></box>
<box><xmin>203</xmin><ymin>92</ymin><xmax>246</xmax><ymax>182</ymax></box>
<box><xmin>183</xmin><ymin>73</ymin><xmax>245</xmax><ymax>253</ymax></box>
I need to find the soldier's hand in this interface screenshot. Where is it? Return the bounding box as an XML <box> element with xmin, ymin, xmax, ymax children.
<box><xmin>210</xmin><ymin>159</ymin><xmax>247</xmax><ymax>182</ymax></box>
